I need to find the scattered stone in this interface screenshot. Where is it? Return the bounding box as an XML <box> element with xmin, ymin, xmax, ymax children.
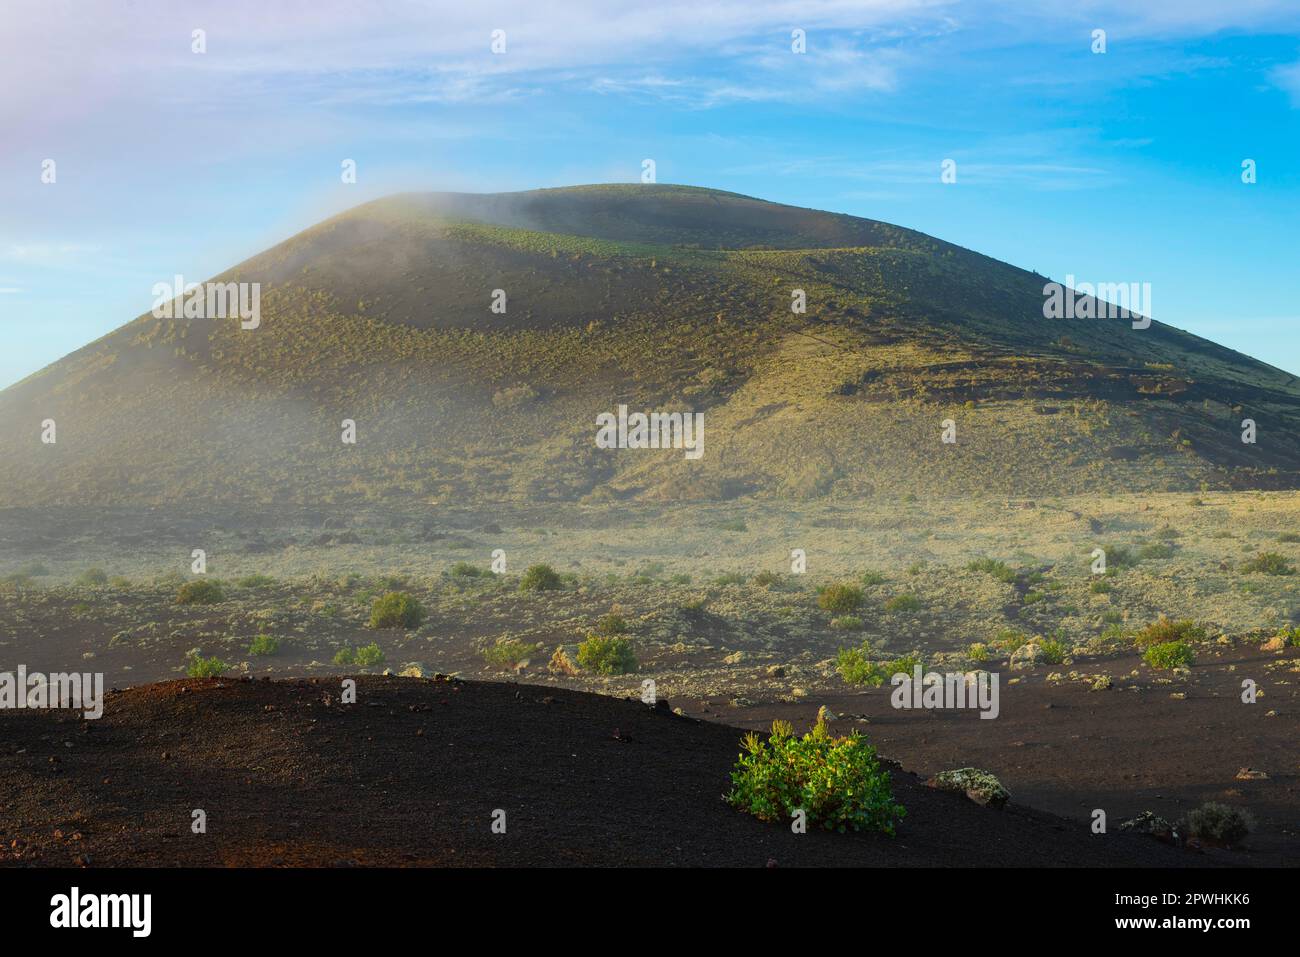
<box><xmin>1091</xmin><ymin>675</ymin><xmax>1113</xmax><ymax>691</ymax></box>
<box><xmin>926</xmin><ymin>768</ymin><xmax>1010</xmax><ymax>809</ymax></box>
<box><xmin>1119</xmin><ymin>811</ymin><xmax>1180</xmax><ymax>845</ymax></box>
<box><xmin>723</xmin><ymin>651</ymin><xmax>746</xmax><ymax>665</ymax></box>
<box><xmin>1261</xmin><ymin>635</ymin><xmax>1286</xmax><ymax>652</ymax></box>
<box><xmin>816</xmin><ymin>705</ymin><xmax>838</xmax><ymax>724</ymax></box>
<box><xmin>1235</xmin><ymin>768</ymin><xmax>1268</xmax><ymax>781</ymax></box>
<box><xmin>398</xmin><ymin>663</ymin><xmax>429</xmax><ymax>678</ymax></box>
<box><xmin>1010</xmin><ymin>643</ymin><xmax>1040</xmax><ymax>669</ymax></box>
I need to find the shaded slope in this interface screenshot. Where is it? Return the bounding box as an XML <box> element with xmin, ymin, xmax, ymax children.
<box><xmin>1</xmin><ymin>185</ymin><xmax>1297</xmax><ymax>506</ymax></box>
<box><xmin>0</xmin><ymin>675</ymin><xmax>1211</xmax><ymax>868</ymax></box>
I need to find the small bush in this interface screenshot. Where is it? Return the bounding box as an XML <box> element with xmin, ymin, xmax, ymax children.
<box><xmin>235</xmin><ymin>574</ymin><xmax>275</xmax><ymax>589</ymax></box>
<box><xmin>354</xmin><ymin>642</ymin><xmax>385</xmax><ymax>667</ymax></box>
<box><xmin>1133</xmin><ymin>616</ymin><xmax>1204</xmax><ymax>648</ymax></box>
<box><xmin>1137</xmin><ymin>541</ymin><xmax>1175</xmax><ymax>561</ymax></box>
<box><xmin>837</xmin><ymin>648</ymin><xmax>919</xmax><ymax>686</ymax></box>
<box><xmin>1089</xmin><ymin>579</ymin><xmax>1112</xmax><ymax>594</ymax></box>
<box><xmin>576</xmin><ymin>635</ymin><xmax>637</xmax><ymax>675</ymax></box>
<box><xmin>483</xmin><ymin>637</ymin><xmax>544</xmax><ymax>669</ymax></box>
<box><xmin>368</xmin><ymin>591</ymin><xmax>426</xmax><ymax>629</ymax></box>
<box><xmin>752</xmin><ymin>570</ymin><xmax>781</xmax><ymax>587</ymax></box>
<box><xmin>1102</xmin><ymin>545</ymin><xmax>1137</xmax><ymax>569</ymax></box>
<box><xmin>449</xmin><ymin>561</ymin><xmax>485</xmax><ymax>578</ymax></box>
<box><xmin>593</xmin><ymin>613</ymin><xmax>628</xmax><ymax>636</ymax></box>
<box><xmin>726</xmin><ymin>719</ymin><xmax>905</xmax><ymax>834</ymax></box>
<box><xmin>1185</xmin><ymin>802</ymin><xmax>1252</xmax><ymax>845</ymax></box>
<box><xmin>818</xmin><ymin>583</ymin><xmax>864</xmax><ymax>614</ymax></box>
<box><xmin>1143</xmin><ymin>640</ymin><xmax>1194</xmax><ymax>670</ymax></box>
<box><xmin>1240</xmin><ymin>552</ymin><xmax>1294</xmax><ymax>576</ymax></box>
<box><xmin>1278</xmin><ymin>532</ymin><xmax>1300</xmax><ymax>544</ymax></box>
<box><xmin>1038</xmin><ymin>637</ymin><xmax>1069</xmax><ymax>664</ymax></box>
<box><xmin>967</xmin><ymin>558</ymin><xmax>1016</xmax><ymax>583</ymax></box>
<box><xmin>859</xmin><ymin>570</ymin><xmax>887</xmax><ymax>586</ymax></box>
<box><xmin>247</xmin><ymin>634</ymin><xmax>279</xmax><ymax>656</ymax></box>
<box><xmin>186</xmin><ymin>653</ymin><xmax>229</xmax><ymax>678</ymax></box>
<box><xmin>884</xmin><ymin>594</ymin><xmax>921</xmax><ymax>613</ymax></box>
<box><xmin>333</xmin><ymin>646</ymin><xmax>356</xmax><ymax>666</ymax></box>
<box><xmin>966</xmin><ymin>642</ymin><xmax>989</xmax><ymax>662</ymax></box>
<box><xmin>176</xmin><ymin>579</ymin><xmax>225</xmax><ymax>605</ymax></box>
<box><xmin>830</xmin><ymin>615</ymin><xmax>863</xmax><ymax>631</ymax></box>
<box><xmin>78</xmin><ymin>567</ymin><xmax>108</xmax><ymax>586</ymax></box>
<box><xmin>519</xmin><ymin>563</ymin><xmax>563</xmax><ymax>592</ymax></box>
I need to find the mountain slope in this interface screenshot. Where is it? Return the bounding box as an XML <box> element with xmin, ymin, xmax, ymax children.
<box><xmin>2</xmin><ymin>184</ymin><xmax>1298</xmax><ymax>507</ymax></box>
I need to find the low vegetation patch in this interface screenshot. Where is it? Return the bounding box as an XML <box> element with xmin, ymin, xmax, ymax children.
<box><xmin>483</xmin><ymin>636</ymin><xmax>545</xmax><ymax>669</ymax></box>
<box><xmin>1240</xmin><ymin>551</ymin><xmax>1294</xmax><ymax>576</ymax></box>
<box><xmin>368</xmin><ymin>591</ymin><xmax>426</xmax><ymax>629</ymax></box>
<box><xmin>576</xmin><ymin>635</ymin><xmax>637</xmax><ymax>674</ymax></box>
<box><xmin>1185</xmin><ymin>802</ymin><xmax>1253</xmax><ymax>846</ymax></box>
<box><xmin>1143</xmin><ymin>640</ymin><xmax>1195</xmax><ymax>670</ymax></box>
<box><xmin>836</xmin><ymin>647</ymin><xmax>920</xmax><ymax>686</ymax></box>
<box><xmin>817</xmin><ymin>582</ymin><xmax>864</xmax><ymax>614</ymax></box>
<box><xmin>334</xmin><ymin>642</ymin><xmax>386</xmax><ymax>667</ymax></box>
<box><xmin>593</xmin><ymin>612</ymin><xmax>628</xmax><ymax>636</ymax></box>
<box><xmin>967</xmin><ymin>558</ymin><xmax>1016</xmax><ymax>583</ymax></box>
<box><xmin>1133</xmin><ymin>616</ymin><xmax>1204</xmax><ymax>648</ymax></box>
<box><xmin>726</xmin><ymin>718</ymin><xmax>905</xmax><ymax>834</ymax></box>
<box><xmin>247</xmin><ymin>634</ymin><xmax>280</xmax><ymax>656</ymax></box>
<box><xmin>884</xmin><ymin>594</ymin><xmax>921</xmax><ymax>613</ymax></box>
<box><xmin>519</xmin><ymin>563</ymin><xmax>563</xmax><ymax>592</ymax></box>
<box><xmin>176</xmin><ymin>579</ymin><xmax>225</xmax><ymax>605</ymax></box>
<box><xmin>185</xmin><ymin>652</ymin><xmax>230</xmax><ymax>678</ymax></box>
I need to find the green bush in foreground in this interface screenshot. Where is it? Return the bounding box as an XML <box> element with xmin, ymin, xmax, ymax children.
<box><xmin>576</xmin><ymin>635</ymin><xmax>637</xmax><ymax>675</ymax></box>
<box><xmin>247</xmin><ymin>634</ymin><xmax>279</xmax><ymax>656</ymax></box>
<box><xmin>727</xmin><ymin>718</ymin><xmax>905</xmax><ymax>835</ymax></box>
<box><xmin>368</xmin><ymin>591</ymin><xmax>426</xmax><ymax>629</ymax></box>
<box><xmin>519</xmin><ymin>563</ymin><xmax>563</xmax><ymax>592</ymax></box>
<box><xmin>1143</xmin><ymin>640</ymin><xmax>1194</xmax><ymax>670</ymax></box>
<box><xmin>817</xmin><ymin>583</ymin><xmax>863</xmax><ymax>614</ymax></box>
<box><xmin>176</xmin><ymin>579</ymin><xmax>225</xmax><ymax>605</ymax></box>
<box><xmin>483</xmin><ymin>637</ymin><xmax>545</xmax><ymax>669</ymax></box>
<box><xmin>186</xmin><ymin>653</ymin><xmax>230</xmax><ymax>678</ymax></box>
<box><xmin>1185</xmin><ymin>802</ymin><xmax>1253</xmax><ymax>845</ymax></box>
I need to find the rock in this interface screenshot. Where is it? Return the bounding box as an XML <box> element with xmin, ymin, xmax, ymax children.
<box><xmin>926</xmin><ymin>768</ymin><xmax>1010</xmax><ymax>809</ymax></box>
<box><xmin>1119</xmin><ymin>811</ymin><xmax>1180</xmax><ymax>844</ymax></box>
<box><xmin>790</xmin><ymin>687</ymin><xmax>808</xmax><ymax>698</ymax></box>
<box><xmin>1261</xmin><ymin>635</ymin><xmax>1286</xmax><ymax>652</ymax></box>
<box><xmin>398</xmin><ymin>663</ymin><xmax>429</xmax><ymax>678</ymax></box>
<box><xmin>1009</xmin><ymin>643</ymin><xmax>1040</xmax><ymax>669</ymax></box>
<box><xmin>1235</xmin><ymin>768</ymin><xmax>1268</xmax><ymax>780</ymax></box>
<box><xmin>816</xmin><ymin>705</ymin><xmax>838</xmax><ymax>724</ymax></box>
<box><xmin>723</xmin><ymin>651</ymin><xmax>746</xmax><ymax>665</ymax></box>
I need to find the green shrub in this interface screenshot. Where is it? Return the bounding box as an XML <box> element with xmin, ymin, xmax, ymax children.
<box><xmin>576</xmin><ymin>635</ymin><xmax>637</xmax><ymax>675</ymax></box>
<box><xmin>1038</xmin><ymin>637</ymin><xmax>1069</xmax><ymax>664</ymax></box>
<box><xmin>818</xmin><ymin>583</ymin><xmax>864</xmax><ymax>614</ymax></box>
<box><xmin>752</xmin><ymin>570</ymin><xmax>781</xmax><ymax>587</ymax></box>
<box><xmin>235</xmin><ymin>573</ymin><xmax>275</xmax><ymax>589</ymax></box>
<box><xmin>714</xmin><ymin>572</ymin><xmax>747</xmax><ymax>586</ymax></box>
<box><xmin>1090</xmin><ymin>579</ymin><xmax>1112</xmax><ymax>594</ymax></box>
<box><xmin>483</xmin><ymin>636</ymin><xmax>544</xmax><ymax>669</ymax></box>
<box><xmin>368</xmin><ymin>591</ymin><xmax>426</xmax><ymax>629</ymax></box>
<box><xmin>354</xmin><ymin>642</ymin><xmax>385</xmax><ymax>667</ymax></box>
<box><xmin>859</xmin><ymin>570</ymin><xmax>886</xmax><ymax>586</ymax></box>
<box><xmin>1240</xmin><ymin>552</ymin><xmax>1295</xmax><ymax>576</ymax></box>
<box><xmin>726</xmin><ymin>719</ymin><xmax>905</xmax><ymax>834</ymax></box>
<box><xmin>966</xmin><ymin>642</ymin><xmax>989</xmax><ymax>662</ymax></box>
<box><xmin>884</xmin><ymin>594</ymin><xmax>921</xmax><ymax>613</ymax></box>
<box><xmin>1143</xmin><ymin>640</ymin><xmax>1195</xmax><ymax>670</ymax></box>
<box><xmin>1137</xmin><ymin>541</ymin><xmax>1175</xmax><ymax>561</ymax></box>
<box><xmin>836</xmin><ymin>648</ymin><xmax>919</xmax><ymax>686</ymax></box>
<box><xmin>830</xmin><ymin>615</ymin><xmax>863</xmax><ymax>631</ymax></box>
<box><xmin>449</xmin><ymin>561</ymin><xmax>485</xmax><ymax>578</ymax></box>
<box><xmin>1133</xmin><ymin>616</ymin><xmax>1204</xmax><ymax>648</ymax></box>
<box><xmin>519</xmin><ymin>563</ymin><xmax>563</xmax><ymax>592</ymax></box>
<box><xmin>186</xmin><ymin>653</ymin><xmax>229</xmax><ymax>678</ymax></box>
<box><xmin>78</xmin><ymin>567</ymin><xmax>109</xmax><ymax>586</ymax></box>
<box><xmin>593</xmin><ymin>613</ymin><xmax>628</xmax><ymax>636</ymax></box>
<box><xmin>247</xmin><ymin>634</ymin><xmax>279</xmax><ymax>656</ymax></box>
<box><xmin>967</xmin><ymin>558</ymin><xmax>1016</xmax><ymax>583</ymax></box>
<box><xmin>1103</xmin><ymin>545</ymin><xmax>1137</xmax><ymax>569</ymax></box>
<box><xmin>333</xmin><ymin>646</ymin><xmax>356</xmax><ymax>666</ymax></box>
<box><xmin>1278</xmin><ymin>532</ymin><xmax>1300</xmax><ymax>544</ymax></box>
<box><xmin>1185</xmin><ymin>802</ymin><xmax>1252</xmax><ymax>845</ymax></box>
<box><xmin>176</xmin><ymin>579</ymin><xmax>225</xmax><ymax>605</ymax></box>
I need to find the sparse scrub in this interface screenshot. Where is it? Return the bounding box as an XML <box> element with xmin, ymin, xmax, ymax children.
<box><xmin>752</xmin><ymin>570</ymin><xmax>781</xmax><ymax>587</ymax></box>
<box><xmin>593</xmin><ymin>613</ymin><xmax>628</xmax><ymax>636</ymax></box>
<box><xmin>884</xmin><ymin>594</ymin><xmax>920</xmax><ymax>613</ymax></box>
<box><xmin>235</xmin><ymin>573</ymin><xmax>275</xmax><ymax>589</ymax></box>
<box><xmin>1133</xmin><ymin>616</ymin><xmax>1204</xmax><ymax>648</ymax></box>
<box><xmin>1038</xmin><ymin>637</ymin><xmax>1069</xmax><ymax>664</ymax></box>
<box><xmin>78</xmin><ymin>567</ymin><xmax>108</xmax><ymax>586</ymax></box>
<box><xmin>726</xmin><ymin>718</ymin><xmax>905</xmax><ymax>834</ymax></box>
<box><xmin>830</xmin><ymin>615</ymin><xmax>863</xmax><ymax>631</ymax></box>
<box><xmin>967</xmin><ymin>558</ymin><xmax>1016</xmax><ymax>583</ymax></box>
<box><xmin>176</xmin><ymin>579</ymin><xmax>225</xmax><ymax>605</ymax></box>
<box><xmin>1240</xmin><ymin>552</ymin><xmax>1294</xmax><ymax>576</ymax></box>
<box><xmin>449</xmin><ymin>561</ymin><xmax>486</xmax><ymax>578</ymax></box>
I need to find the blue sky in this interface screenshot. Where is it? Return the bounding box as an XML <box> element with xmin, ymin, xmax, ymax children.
<box><xmin>3</xmin><ymin>0</ymin><xmax>1300</xmax><ymax>387</ymax></box>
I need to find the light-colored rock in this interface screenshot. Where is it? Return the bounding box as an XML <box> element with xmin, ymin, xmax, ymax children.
<box><xmin>926</xmin><ymin>768</ymin><xmax>1010</xmax><ymax>809</ymax></box>
<box><xmin>1010</xmin><ymin>643</ymin><xmax>1040</xmax><ymax>669</ymax></box>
